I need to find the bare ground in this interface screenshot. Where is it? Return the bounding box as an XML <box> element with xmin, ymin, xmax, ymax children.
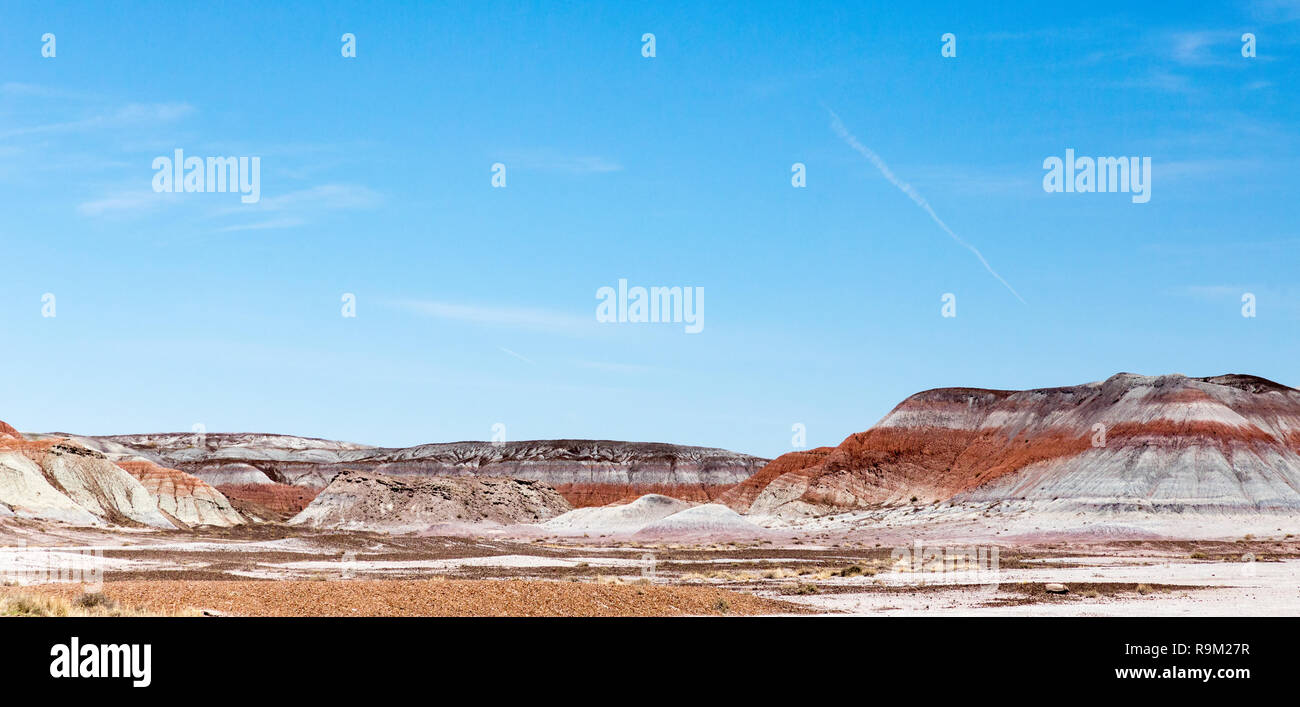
<box><xmin>3</xmin><ymin>518</ymin><xmax>1299</xmax><ymax>617</ymax></box>
<box><xmin>2</xmin><ymin>579</ymin><xmax>801</xmax><ymax>617</ymax></box>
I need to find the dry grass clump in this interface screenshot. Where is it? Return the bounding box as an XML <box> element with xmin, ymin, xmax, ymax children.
<box><xmin>1</xmin><ymin>590</ymin><xmax>199</xmax><ymax>617</ymax></box>
<box><xmin>687</xmin><ymin>568</ymin><xmax>792</xmax><ymax>582</ymax></box>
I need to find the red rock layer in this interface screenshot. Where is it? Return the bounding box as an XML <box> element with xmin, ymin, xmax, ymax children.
<box><xmin>0</xmin><ymin>421</ymin><xmax>68</xmax><ymax>461</ymax></box>
<box><xmin>216</xmin><ymin>483</ymin><xmax>320</xmax><ymax>517</ymax></box>
<box><xmin>719</xmin><ymin>447</ymin><xmax>835</xmax><ymax>511</ymax></box>
<box><xmin>736</xmin><ymin>373</ymin><xmax>1300</xmax><ymax>514</ymax></box>
<box><xmin>0</xmin><ymin>427</ymin><xmax>60</xmax><ymax>456</ymax></box>
<box><xmin>115</xmin><ymin>459</ymin><xmax>210</xmax><ymax>496</ymax></box>
<box><xmin>115</xmin><ymin>460</ymin><xmax>244</xmax><ymax>527</ymax></box>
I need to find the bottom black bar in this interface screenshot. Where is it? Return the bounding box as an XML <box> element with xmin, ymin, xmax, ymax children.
<box><xmin>0</xmin><ymin>617</ymin><xmax>1284</xmax><ymax>695</ymax></box>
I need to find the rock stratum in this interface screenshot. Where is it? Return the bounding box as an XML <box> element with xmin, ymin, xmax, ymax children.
<box><xmin>723</xmin><ymin>373</ymin><xmax>1300</xmax><ymax>517</ymax></box>
<box><xmin>1</xmin><ymin>421</ymin><xmax>243</xmax><ymax>528</ymax></box>
<box><xmin>115</xmin><ymin>460</ymin><xmax>244</xmax><ymax>528</ymax></box>
<box><xmin>289</xmin><ymin>470</ymin><xmax>572</xmax><ymax>531</ymax></box>
<box><xmin>66</xmin><ymin>434</ymin><xmax>766</xmax><ymax>508</ymax></box>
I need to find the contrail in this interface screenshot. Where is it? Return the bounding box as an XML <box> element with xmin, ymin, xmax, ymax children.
<box><xmin>827</xmin><ymin>108</ymin><xmax>1026</xmax><ymax>304</ymax></box>
<box><xmin>498</xmin><ymin>346</ymin><xmax>535</xmax><ymax>364</ymax></box>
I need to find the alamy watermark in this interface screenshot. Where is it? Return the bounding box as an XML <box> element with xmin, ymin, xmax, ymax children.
<box><xmin>890</xmin><ymin>541</ymin><xmax>1000</xmax><ymax>588</ymax></box>
<box><xmin>1043</xmin><ymin>149</ymin><xmax>1151</xmax><ymax>203</ymax></box>
<box><xmin>596</xmin><ymin>279</ymin><xmax>704</xmax><ymax>333</ymax></box>
<box><xmin>152</xmin><ymin>149</ymin><xmax>261</xmax><ymax>204</ymax></box>
<box><xmin>0</xmin><ymin>543</ymin><xmax>104</xmax><ymax>591</ymax></box>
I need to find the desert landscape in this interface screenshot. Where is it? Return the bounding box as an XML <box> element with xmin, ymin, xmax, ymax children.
<box><xmin>4</xmin><ymin>373</ymin><xmax>1299</xmax><ymax>617</ymax></box>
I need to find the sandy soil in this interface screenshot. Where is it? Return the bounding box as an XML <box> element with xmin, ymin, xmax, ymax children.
<box><xmin>2</xmin><ymin>579</ymin><xmax>800</xmax><ymax>617</ymax></box>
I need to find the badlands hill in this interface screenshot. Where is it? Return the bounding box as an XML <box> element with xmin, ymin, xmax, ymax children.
<box><xmin>290</xmin><ymin>470</ymin><xmax>572</xmax><ymax>531</ymax></box>
<box><xmin>67</xmin><ymin>434</ymin><xmax>766</xmax><ymax>508</ymax></box>
<box><xmin>0</xmin><ymin>421</ymin><xmax>243</xmax><ymax>528</ymax></box>
<box><xmin>722</xmin><ymin>373</ymin><xmax>1300</xmax><ymax>517</ymax></box>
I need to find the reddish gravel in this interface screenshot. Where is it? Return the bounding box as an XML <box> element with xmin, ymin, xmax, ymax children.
<box><xmin>8</xmin><ymin>579</ymin><xmax>803</xmax><ymax>617</ymax></box>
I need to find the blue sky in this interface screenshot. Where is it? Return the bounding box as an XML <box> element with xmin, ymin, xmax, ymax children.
<box><xmin>1</xmin><ymin>1</ymin><xmax>1297</xmax><ymax>457</ymax></box>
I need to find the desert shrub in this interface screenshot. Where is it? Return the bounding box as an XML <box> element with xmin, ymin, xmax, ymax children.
<box><xmin>74</xmin><ymin>592</ymin><xmax>117</xmax><ymax>610</ymax></box>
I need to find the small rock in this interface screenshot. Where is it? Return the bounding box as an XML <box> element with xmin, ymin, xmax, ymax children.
<box><xmin>1045</xmin><ymin>583</ymin><xmax>1069</xmax><ymax>594</ymax></box>
<box><xmin>200</xmin><ymin>608</ymin><xmax>226</xmax><ymax>617</ymax></box>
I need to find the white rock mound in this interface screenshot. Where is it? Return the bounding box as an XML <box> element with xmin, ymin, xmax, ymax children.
<box><xmin>633</xmin><ymin>504</ymin><xmax>770</xmax><ymax>539</ymax></box>
<box><xmin>0</xmin><ymin>441</ymin><xmax>172</xmax><ymax>528</ymax></box>
<box><xmin>0</xmin><ymin>450</ymin><xmax>103</xmax><ymax>525</ymax></box>
<box><xmin>541</xmin><ymin>495</ymin><xmax>772</xmax><ymax>539</ymax></box>
<box><xmin>541</xmin><ymin>494</ymin><xmax>692</xmax><ymax>534</ymax></box>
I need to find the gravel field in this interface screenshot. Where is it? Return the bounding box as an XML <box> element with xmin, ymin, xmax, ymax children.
<box><xmin>2</xmin><ymin>578</ymin><xmax>802</xmax><ymax>617</ymax></box>
<box><xmin>5</xmin><ymin>517</ymin><xmax>1299</xmax><ymax>617</ymax></box>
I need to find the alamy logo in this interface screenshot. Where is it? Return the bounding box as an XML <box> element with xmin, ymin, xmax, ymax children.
<box><xmin>1</xmin><ymin>544</ymin><xmax>103</xmax><ymax>590</ymax></box>
<box><xmin>596</xmin><ymin>279</ymin><xmax>703</xmax><ymax>333</ymax></box>
<box><xmin>152</xmin><ymin>149</ymin><xmax>261</xmax><ymax>204</ymax></box>
<box><xmin>1042</xmin><ymin>149</ymin><xmax>1151</xmax><ymax>203</ymax></box>
<box><xmin>50</xmin><ymin>637</ymin><xmax>152</xmax><ymax>688</ymax></box>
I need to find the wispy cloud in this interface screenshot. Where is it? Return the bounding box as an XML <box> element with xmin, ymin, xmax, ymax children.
<box><xmin>79</xmin><ymin>182</ymin><xmax>381</xmax><ymax>228</ymax></box>
<box><xmin>213</xmin><ymin>184</ymin><xmax>382</xmax><ymax>231</ymax></box>
<box><xmin>499</xmin><ymin>149</ymin><xmax>623</xmax><ymax>174</ymax></box>
<box><xmin>0</xmin><ymin>102</ymin><xmax>195</xmax><ymax>140</ymax></box>
<box><xmin>826</xmin><ymin>108</ymin><xmax>1026</xmax><ymax>304</ymax></box>
<box><xmin>1175</xmin><ymin>285</ymin><xmax>1252</xmax><ymax>299</ymax></box>
<box><xmin>1250</xmin><ymin>0</ymin><xmax>1300</xmax><ymax>23</ymax></box>
<box><xmin>242</xmin><ymin>184</ymin><xmax>383</xmax><ymax>212</ymax></box>
<box><xmin>1143</xmin><ymin>239</ymin><xmax>1300</xmax><ymax>257</ymax></box>
<box><xmin>213</xmin><ymin>217</ymin><xmax>307</xmax><ymax>233</ymax></box>
<box><xmin>1170</xmin><ymin>31</ymin><xmax>1239</xmax><ymax>66</ymax></box>
<box><xmin>1156</xmin><ymin>158</ymin><xmax>1264</xmax><ymax>182</ymax></box>
<box><xmin>0</xmin><ymin>82</ymin><xmax>98</xmax><ymax>100</ymax></box>
<box><xmin>1170</xmin><ymin>284</ymin><xmax>1300</xmax><ymax>316</ymax></box>
<box><xmin>392</xmin><ymin>299</ymin><xmax>595</xmax><ymax>334</ymax></box>
<box><xmin>76</xmin><ymin>190</ymin><xmax>164</xmax><ymax>217</ymax></box>
<box><xmin>574</xmin><ymin>360</ymin><xmax>661</xmax><ymax>375</ymax></box>
<box><xmin>1118</xmin><ymin>69</ymin><xmax>1194</xmax><ymax>94</ymax></box>
<box><xmin>907</xmin><ymin>165</ymin><xmax>1036</xmax><ymax>197</ymax></box>
<box><xmin>498</xmin><ymin>347</ymin><xmax>535</xmax><ymax>364</ymax></box>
